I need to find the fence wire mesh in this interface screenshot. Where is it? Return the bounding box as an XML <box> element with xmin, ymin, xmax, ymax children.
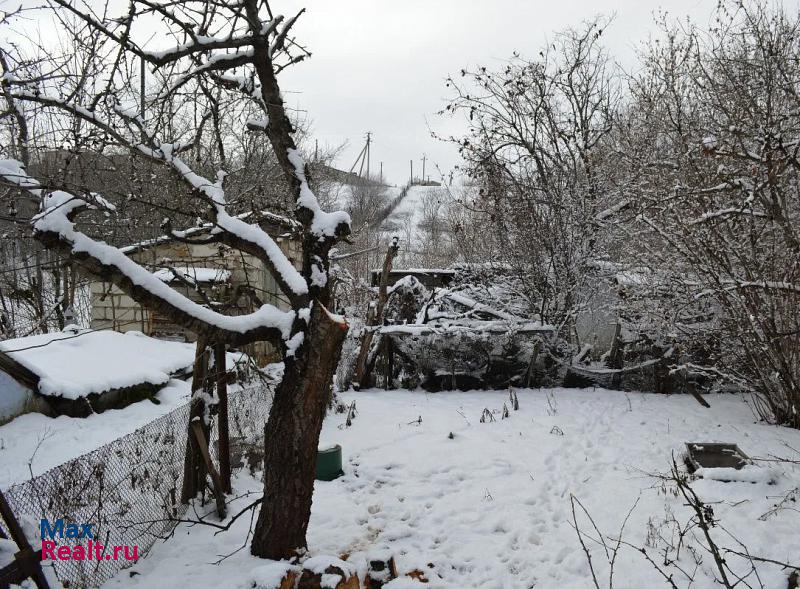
<box><xmin>1</xmin><ymin>384</ymin><xmax>273</xmax><ymax>588</ymax></box>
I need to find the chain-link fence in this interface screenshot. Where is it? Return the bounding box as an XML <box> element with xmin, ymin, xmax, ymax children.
<box><xmin>1</xmin><ymin>384</ymin><xmax>273</xmax><ymax>588</ymax></box>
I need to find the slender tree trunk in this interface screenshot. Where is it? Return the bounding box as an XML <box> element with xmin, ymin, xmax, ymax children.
<box><xmin>181</xmin><ymin>336</ymin><xmax>212</xmax><ymax>503</ymax></box>
<box><xmin>250</xmin><ymin>303</ymin><xmax>348</xmax><ymax>559</ymax></box>
<box><xmin>215</xmin><ymin>342</ymin><xmax>231</xmax><ymax>494</ymax></box>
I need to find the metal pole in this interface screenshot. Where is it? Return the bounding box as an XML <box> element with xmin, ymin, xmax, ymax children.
<box><xmin>366</xmin><ymin>132</ymin><xmax>371</xmax><ymax>180</ymax></box>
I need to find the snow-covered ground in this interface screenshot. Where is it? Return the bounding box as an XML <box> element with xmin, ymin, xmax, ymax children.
<box><xmin>380</xmin><ymin>185</ymin><xmax>446</xmax><ymax>264</ymax></box>
<box><xmin>0</xmin><ymin>379</ymin><xmax>190</xmax><ymax>488</ymax></box>
<box><xmin>325</xmin><ymin>181</ymin><xmax>404</xmax><ymax>213</ymax></box>
<box><xmin>100</xmin><ymin>388</ymin><xmax>800</xmax><ymax>589</ymax></box>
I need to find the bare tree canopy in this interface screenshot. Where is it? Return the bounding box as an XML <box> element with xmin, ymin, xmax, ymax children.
<box><xmin>0</xmin><ymin>0</ymin><xmax>352</xmax><ymax>558</ymax></box>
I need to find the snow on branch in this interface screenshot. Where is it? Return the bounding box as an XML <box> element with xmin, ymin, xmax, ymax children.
<box><xmin>287</xmin><ymin>148</ymin><xmax>351</xmax><ymax>239</ymax></box>
<box><xmin>694</xmin><ymin>280</ymin><xmax>800</xmax><ymax>299</ymax></box>
<box><xmin>269</xmin><ymin>11</ymin><xmax>302</xmax><ymax>57</ymax></box>
<box><xmin>149</xmin><ymin>143</ymin><xmax>309</xmax><ymax>303</ymax></box>
<box><xmin>0</xmin><ymin>159</ymin><xmax>296</xmax><ymax>347</ymax></box>
<box><xmin>4</xmin><ymin>88</ymin><xmax>310</xmax><ymax>304</ymax></box>
<box><xmin>440</xmin><ymin>291</ymin><xmax>525</xmax><ymax>322</ymax></box>
<box><xmin>687</xmin><ymin>207</ymin><xmax>768</xmax><ymax>226</ymax></box>
<box><xmin>160</xmin><ymin>49</ymin><xmax>256</xmax><ymax>98</ymax></box>
<box><xmin>142</xmin><ymin>21</ymin><xmax>275</xmax><ymax>66</ymax></box>
<box><xmin>733</xmin><ymin>280</ymin><xmax>800</xmax><ymax>294</ymax></box>
<box><xmin>595</xmin><ymin>198</ymin><xmax>632</xmax><ymax>222</ymax></box>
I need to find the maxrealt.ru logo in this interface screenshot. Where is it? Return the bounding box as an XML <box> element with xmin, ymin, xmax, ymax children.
<box><xmin>40</xmin><ymin>518</ymin><xmax>138</xmax><ymax>562</ymax></box>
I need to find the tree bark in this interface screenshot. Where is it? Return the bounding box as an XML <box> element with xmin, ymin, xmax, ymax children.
<box><xmin>215</xmin><ymin>342</ymin><xmax>231</xmax><ymax>494</ymax></box>
<box><xmin>250</xmin><ymin>303</ymin><xmax>348</xmax><ymax>560</ymax></box>
<box><xmin>181</xmin><ymin>337</ymin><xmax>212</xmax><ymax>503</ymax></box>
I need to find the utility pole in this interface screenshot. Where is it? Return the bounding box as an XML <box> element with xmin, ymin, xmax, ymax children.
<box><xmin>421</xmin><ymin>154</ymin><xmax>427</xmax><ymax>185</ymax></box>
<box><xmin>410</xmin><ymin>159</ymin><xmax>413</xmax><ymax>186</ymax></box>
<box><xmin>380</xmin><ymin>161</ymin><xmax>383</xmax><ymax>184</ymax></box>
<box><xmin>365</xmin><ymin>132</ymin><xmax>371</xmax><ymax>180</ymax></box>
<box><xmin>348</xmin><ymin>133</ymin><xmax>373</xmax><ymax>182</ymax></box>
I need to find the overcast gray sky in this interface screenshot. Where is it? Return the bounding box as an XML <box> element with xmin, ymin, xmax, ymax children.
<box><xmin>274</xmin><ymin>0</ymin><xmax>736</xmax><ymax>185</ymax></box>
<box><xmin>9</xmin><ymin>0</ymin><xmax>798</xmax><ymax>185</ymax></box>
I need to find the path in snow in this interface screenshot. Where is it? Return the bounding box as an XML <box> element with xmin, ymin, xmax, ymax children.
<box><xmin>379</xmin><ymin>185</ymin><xmax>447</xmax><ymax>265</ymax></box>
<box><xmin>104</xmin><ymin>388</ymin><xmax>800</xmax><ymax>589</ymax></box>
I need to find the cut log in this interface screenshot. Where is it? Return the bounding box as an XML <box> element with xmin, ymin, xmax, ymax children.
<box><xmin>297</xmin><ymin>565</ymin><xmax>359</xmax><ymax>589</ymax></box>
<box><xmin>365</xmin><ymin>556</ymin><xmax>398</xmax><ymax>588</ymax></box>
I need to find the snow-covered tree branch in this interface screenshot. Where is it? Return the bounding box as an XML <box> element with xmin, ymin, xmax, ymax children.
<box><xmin>0</xmin><ymin>0</ymin><xmax>352</xmax><ymax>559</ymax></box>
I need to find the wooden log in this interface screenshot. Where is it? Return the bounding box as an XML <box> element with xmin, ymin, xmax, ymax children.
<box><xmin>278</xmin><ymin>570</ymin><xmax>299</xmax><ymax>589</ymax></box>
<box><xmin>524</xmin><ymin>340</ymin><xmax>542</xmax><ymax>387</ymax></box>
<box><xmin>297</xmin><ymin>565</ymin><xmax>359</xmax><ymax>588</ymax></box>
<box><xmin>606</xmin><ymin>322</ymin><xmax>623</xmax><ymax>369</ymax></box>
<box><xmin>365</xmin><ymin>556</ymin><xmax>398</xmax><ymax>588</ymax></box>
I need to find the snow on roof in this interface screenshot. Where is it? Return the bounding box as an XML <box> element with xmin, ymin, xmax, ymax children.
<box><xmin>0</xmin><ymin>330</ymin><xmax>240</xmax><ymax>400</ymax></box>
<box><xmin>153</xmin><ymin>266</ymin><xmax>232</xmax><ymax>284</ymax></box>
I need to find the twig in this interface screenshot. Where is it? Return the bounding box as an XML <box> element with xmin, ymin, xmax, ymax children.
<box><xmin>570</xmin><ymin>494</ymin><xmax>602</xmax><ymax>589</ymax></box>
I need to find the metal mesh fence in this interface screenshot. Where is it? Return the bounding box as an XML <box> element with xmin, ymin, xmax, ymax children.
<box><xmin>1</xmin><ymin>384</ymin><xmax>273</xmax><ymax>588</ymax></box>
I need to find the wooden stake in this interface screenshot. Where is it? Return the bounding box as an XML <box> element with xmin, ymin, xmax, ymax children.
<box><xmin>191</xmin><ymin>420</ymin><xmax>227</xmax><ymax>519</ymax></box>
<box><xmin>181</xmin><ymin>337</ymin><xmax>210</xmax><ymax>503</ymax></box>
<box><xmin>0</xmin><ymin>489</ymin><xmax>50</xmax><ymax>589</ymax></box>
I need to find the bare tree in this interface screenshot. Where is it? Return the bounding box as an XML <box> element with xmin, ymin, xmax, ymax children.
<box><xmin>621</xmin><ymin>1</ymin><xmax>800</xmax><ymax>427</ymax></box>
<box><xmin>0</xmin><ymin>0</ymin><xmax>351</xmax><ymax>558</ymax></box>
<box><xmin>441</xmin><ymin>18</ymin><xmax>624</xmax><ymax>336</ymax></box>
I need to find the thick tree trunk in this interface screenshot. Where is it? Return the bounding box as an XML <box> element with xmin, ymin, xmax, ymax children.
<box><xmin>250</xmin><ymin>303</ymin><xmax>348</xmax><ymax>560</ymax></box>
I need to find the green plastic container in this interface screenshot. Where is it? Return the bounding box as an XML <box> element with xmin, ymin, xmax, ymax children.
<box><xmin>315</xmin><ymin>444</ymin><xmax>343</xmax><ymax>481</ymax></box>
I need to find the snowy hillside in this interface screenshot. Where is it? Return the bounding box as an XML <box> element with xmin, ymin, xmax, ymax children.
<box><xmin>379</xmin><ymin>185</ymin><xmax>449</xmax><ymax>265</ymax></box>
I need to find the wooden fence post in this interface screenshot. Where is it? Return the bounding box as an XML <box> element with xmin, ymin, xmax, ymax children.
<box><xmin>191</xmin><ymin>420</ymin><xmax>227</xmax><ymax>519</ymax></box>
<box><xmin>0</xmin><ymin>489</ymin><xmax>50</xmax><ymax>589</ymax></box>
<box><xmin>215</xmin><ymin>342</ymin><xmax>231</xmax><ymax>494</ymax></box>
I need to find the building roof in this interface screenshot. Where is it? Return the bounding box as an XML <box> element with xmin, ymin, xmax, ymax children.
<box><xmin>0</xmin><ymin>329</ymin><xmax>243</xmax><ymax>400</ymax></box>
